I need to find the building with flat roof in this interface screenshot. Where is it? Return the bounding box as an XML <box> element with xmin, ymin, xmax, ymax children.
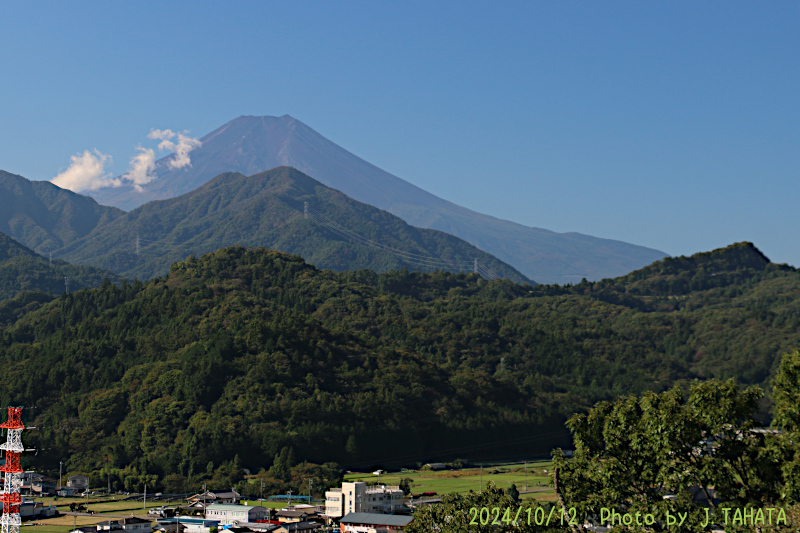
<box><xmin>325</xmin><ymin>482</ymin><xmax>404</xmax><ymax>519</ymax></box>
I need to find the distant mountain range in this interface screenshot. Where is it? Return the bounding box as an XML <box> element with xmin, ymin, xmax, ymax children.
<box><xmin>90</xmin><ymin>115</ymin><xmax>668</xmax><ymax>284</ymax></box>
<box><xmin>1</xmin><ymin>168</ymin><xmax>529</xmax><ymax>283</ymax></box>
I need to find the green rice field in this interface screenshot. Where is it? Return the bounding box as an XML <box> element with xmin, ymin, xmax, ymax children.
<box><xmin>343</xmin><ymin>460</ymin><xmax>556</xmax><ymax>502</ymax></box>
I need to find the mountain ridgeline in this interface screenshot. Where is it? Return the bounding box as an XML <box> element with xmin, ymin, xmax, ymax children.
<box><xmin>88</xmin><ymin>115</ymin><xmax>668</xmax><ymax>284</ymax></box>
<box><xmin>0</xmin><ymin>170</ymin><xmax>123</xmax><ymax>253</ymax></box>
<box><xmin>3</xmin><ymin>242</ymin><xmax>799</xmax><ymax>491</ymax></box>
<box><xmin>0</xmin><ymin>232</ymin><xmax>122</xmax><ymax>305</ymax></box>
<box><xmin>53</xmin><ymin>167</ymin><xmax>530</xmax><ymax>283</ymax></box>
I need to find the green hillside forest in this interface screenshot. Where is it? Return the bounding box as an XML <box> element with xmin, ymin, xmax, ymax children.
<box><xmin>1</xmin><ymin>241</ymin><xmax>799</xmax><ymax>496</ymax></box>
<box><xmin>5</xmin><ymin>166</ymin><xmax>530</xmax><ymax>284</ymax></box>
<box><xmin>0</xmin><ymin>232</ymin><xmax>122</xmax><ymax>306</ymax></box>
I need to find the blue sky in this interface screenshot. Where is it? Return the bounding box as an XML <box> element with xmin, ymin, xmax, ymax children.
<box><xmin>1</xmin><ymin>2</ymin><xmax>798</xmax><ymax>265</ymax></box>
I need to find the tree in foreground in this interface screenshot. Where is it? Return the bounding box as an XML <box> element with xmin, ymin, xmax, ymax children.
<box><xmin>552</xmin><ymin>352</ymin><xmax>800</xmax><ymax>532</ymax></box>
<box><xmin>408</xmin><ymin>352</ymin><xmax>800</xmax><ymax>532</ymax></box>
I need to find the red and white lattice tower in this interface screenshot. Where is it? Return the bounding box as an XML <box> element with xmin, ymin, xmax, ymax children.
<box><xmin>0</xmin><ymin>408</ymin><xmax>25</xmax><ymax>533</ymax></box>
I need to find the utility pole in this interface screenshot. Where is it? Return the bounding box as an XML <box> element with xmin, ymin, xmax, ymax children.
<box><xmin>260</xmin><ymin>480</ymin><xmax>264</xmax><ymax>501</ymax></box>
<box><xmin>59</xmin><ymin>461</ymin><xmax>62</xmax><ymax>490</ymax></box>
<box><xmin>480</xmin><ymin>466</ymin><xmax>483</xmax><ymax>492</ymax></box>
<box><xmin>143</xmin><ymin>484</ymin><xmax>146</xmax><ymax>510</ymax></box>
<box><xmin>524</xmin><ymin>461</ymin><xmax>527</xmax><ymax>491</ymax></box>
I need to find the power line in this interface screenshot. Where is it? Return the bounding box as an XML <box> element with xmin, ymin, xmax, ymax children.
<box><xmin>300</xmin><ymin>204</ymin><xmax>501</xmax><ymax>280</ymax></box>
<box><xmin>306</xmin><ymin>207</ymin><xmax>469</xmax><ymax>267</ymax></box>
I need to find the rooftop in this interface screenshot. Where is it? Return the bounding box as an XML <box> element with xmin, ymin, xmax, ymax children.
<box><xmin>207</xmin><ymin>504</ymin><xmax>264</xmax><ymax>512</ymax></box>
<box><xmin>339</xmin><ymin>513</ymin><xmax>413</xmax><ymax>527</ymax></box>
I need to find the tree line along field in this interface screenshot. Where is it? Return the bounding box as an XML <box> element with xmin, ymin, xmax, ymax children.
<box><xmin>343</xmin><ymin>460</ymin><xmax>556</xmax><ymax>502</ymax></box>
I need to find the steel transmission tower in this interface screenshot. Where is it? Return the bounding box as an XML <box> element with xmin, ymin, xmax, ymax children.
<box><xmin>0</xmin><ymin>408</ymin><xmax>26</xmax><ymax>533</ymax></box>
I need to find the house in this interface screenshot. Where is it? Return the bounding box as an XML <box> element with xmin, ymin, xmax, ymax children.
<box><xmin>19</xmin><ymin>501</ymin><xmax>57</xmax><ymax>519</ymax></box>
<box><xmin>67</xmin><ymin>475</ymin><xmax>90</xmax><ymax>491</ymax></box>
<box><xmin>31</xmin><ymin>476</ymin><xmax>58</xmax><ymax>496</ymax></box>
<box><xmin>338</xmin><ymin>513</ymin><xmax>413</xmax><ymax>532</ymax></box>
<box><xmin>423</xmin><ymin>463</ymin><xmax>446</xmax><ymax>471</ymax></box>
<box><xmin>95</xmin><ymin>522</ymin><xmax>123</xmax><ymax>532</ymax></box>
<box><xmin>325</xmin><ymin>483</ymin><xmax>405</xmax><ymax>519</ymax></box>
<box><xmin>204</xmin><ymin>504</ymin><xmax>268</xmax><ymax>525</ymax></box>
<box><xmin>273</xmin><ymin>522</ymin><xmax>320</xmax><ymax>533</ymax></box>
<box><xmin>187</xmin><ymin>490</ymin><xmax>241</xmax><ymax>509</ymax></box>
<box><xmin>96</xmin><ymin>517</ymin><xmax>152</xmax><ymax>533</ymax></box>
<box><xmin>275</xmin><ymin>509</ymin><xmax>320</xmax><ymax>523</ymax></box>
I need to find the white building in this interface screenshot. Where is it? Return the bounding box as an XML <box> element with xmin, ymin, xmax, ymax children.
<box><xmin>204</xmin><ymin>504</ymin><xmax>268</xmax><ymax>525</ymax></box>
<box><xmin>325</xmin><ymin>482</ymin><xmax>404</xmax><ymax>519</ymax></box>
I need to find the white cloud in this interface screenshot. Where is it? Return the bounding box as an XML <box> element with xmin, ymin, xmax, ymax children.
<box><xmin>51</xmin><ymin>128</ymin><xmax>202</xmax><ymax>195</ymax></box>
<box><xmin>148</xmin><ymin>128</ymin><xmax>201</xmax><ymax>169</ymax></box>
<box><xmin>122</xmin><ymin>146</ymin><xmax>157</xmax><ymax>192</ymax></box>
<box><xmin>50</xmin><ymin>149</ymin><xmax>119</xmax><ymax>192</ymax></box>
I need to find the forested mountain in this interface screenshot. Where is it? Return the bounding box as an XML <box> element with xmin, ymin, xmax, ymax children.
<box><xmin>0</xmin><ymin>170</ymin><xmax>124</xmax><ymax>255</ymax></box>
<box><xmin>2</xmin><ymin>241</ymin><xmax>798</xmax><ymax>493</ymax></box>
<box><xmin>88</xmin><ymin>115</ymin><xmax>667</xmax><ymax>284</ymax></box>
<box><xmin>0</xmin><ymin>231</ymin><xmax>122</xmax><ymax>304</ymax></box>
<box><xmin>55</xmin><ymin>167</ymin><xmax>530</xmax><ymax>283</ymax></box>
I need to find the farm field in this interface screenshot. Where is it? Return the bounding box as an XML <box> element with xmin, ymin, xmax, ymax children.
<box><xmin>25</xmin><ymin>497</ymin><xmax>165</xmax><ymax>533</ymax></box>
<box><xmin>22</xmin><ymin>514</ymin><xmax>115</xmax><ymax>533</ymax></box>
<box><xmin>50</xmin><ymin>500</ymin><xmax>165</xmax><ymax>514</ymax></box>
<box><xmin>343</xmin><ymin>460</ymin><xmax>556</xmax><ymax>502</ymax></box>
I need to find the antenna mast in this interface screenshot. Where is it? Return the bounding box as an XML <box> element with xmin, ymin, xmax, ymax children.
<box><xmin>0</xmin><ymin>407</ymin><xmax>26</xmax><ymax>533</ymax></box>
